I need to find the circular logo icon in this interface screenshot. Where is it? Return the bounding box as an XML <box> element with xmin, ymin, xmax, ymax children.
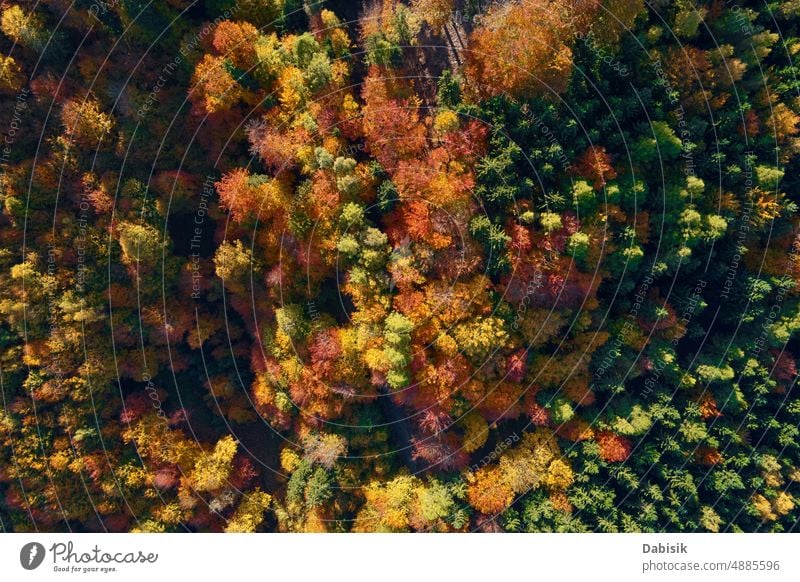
<box><xmin>20</xmin><ymin>542</ymin><xmax>46</xmax><ymax>570</ymax></box>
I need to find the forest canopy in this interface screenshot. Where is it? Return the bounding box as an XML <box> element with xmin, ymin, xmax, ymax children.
<box><xmin>1</xmin><ymin>0</ymin><xmax>800</xmax><ymax>533</ymax></box>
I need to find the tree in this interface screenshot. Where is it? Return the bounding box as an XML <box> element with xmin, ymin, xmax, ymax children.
<box><xmin>0</xmin><ymin>55</ymin><xmax>24</xmax><ymax>93</ymax></box>
<box><xmin>117</xmin><ymin>222</ymin><xmax>167</xmax><ymax>266</ymax></box>
<box><xmin>572</xmin><ymin>146</ymin><xmax>617</xmax><ymax>189</ymax></box>
<box><xmin>591</xmin><ymin>0</ymin><xmax>645</xmax><ymax>46</ymax></box>
<box><xmin>3</xmin><ymin>0</ymin><xmax>800</xmax><ymax>535</ymax></box>
<box><xmin>212</xmin><ymin>21</ymin><xmax>259</xmax><ymax>70</ymax></box>
<box><xmin>190</xmin><ymin>54</ymin><xmax>245</xmax><ymax>114</ymax></box>
<box><xmin>361</xmin><ymin>70</ymin><xmax>427</xmax><ymax>171</ymax></box>
<box><xmin>596</xmin><ymin>431</ymin><xmax>632</xmax><ymax>463</ymax></box>
<box><xmin>189</xmin><ymin>435</ymin><xmax>238</xmax><ymax>492</ymax></box>
<box><xmin>467</xmin><ymin>430</ymin><xmax>573</xmax><ymax>515</ymax></box>
<box><xmin>354</xmin><ymin>475</ymin><xmax>459</xmax><ymax>532</ymax></box>
<box><xmin>61</xmin><ymin>98</ymin><xmax>115</xmax><ymax>148</ymax></box>
<box><xmin>464</xmin><ymin>0</ymin><xmax>579</xmax><ymax>100</ymax></box>
<box><xmin>1</xmin><ymin>5</ymin><xmax>47</xmax><ymax>51</ymax></box>
<box><xmin>411</xmin><ymin>0</ymin><xmax>455</xmax><ymax>33</ymax></box>
<box><xmin>225</xmin><ymin>490</ymin><xmax>272</xmax><ymax>532</ymax></box>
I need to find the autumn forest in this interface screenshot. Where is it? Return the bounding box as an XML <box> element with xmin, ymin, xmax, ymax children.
<box><xmin>1</xmin><ymin>0</ymin><xmax>800</xmax><ymax>533</ymax></box>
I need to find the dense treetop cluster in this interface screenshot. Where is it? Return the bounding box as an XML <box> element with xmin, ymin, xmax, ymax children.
<box><xmin>1</xmin><ymin>0</ymin><xmax>800</xmax><ymax>532</ymax></box>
